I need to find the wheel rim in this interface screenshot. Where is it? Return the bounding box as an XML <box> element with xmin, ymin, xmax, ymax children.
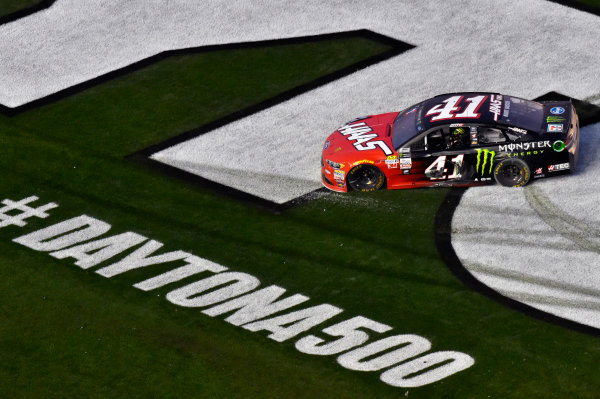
<box><xmin>500</xmin><ymin>164</ymin><xmax>523</xmax><ymax>184</ymax></box>
<box><xmin>348</xmin><ymin>166</ymin><xmax>383</xmax><ymax>190</ymax></box>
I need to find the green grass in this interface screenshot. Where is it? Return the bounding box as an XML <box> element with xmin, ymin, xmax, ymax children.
<box><xmin>2</xmin><ymin>12</ymin><xmax>600</xmax><ymax>399</ymax></box>
<box><xmin>574</xmin><ymin>0</ymin><xmax>600</xmax><ymax>9</ymax></box>
<box><xmin>0</xmin><ymin>0</ymin><xmax>44</xmax><ymax>18</ymax></box>
<box><xmin>9</xmin><ymin>37</ymin><xmax>391</xmax><ymax>157</ymax></box>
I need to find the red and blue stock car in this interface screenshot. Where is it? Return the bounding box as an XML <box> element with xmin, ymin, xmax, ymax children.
<box><xmin>321</xmin><ymin>93</ymin><xmax>580</xmax><ymax>192</ymax></box>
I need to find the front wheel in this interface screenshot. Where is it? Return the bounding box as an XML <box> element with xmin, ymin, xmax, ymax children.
<box><xmin>347</xmin><ymin>164</ymin><xmax>385</xmax><ymax>192</ymax></box>
<box><xmin>493</xmin><ymin>158</ymin><xmax>531</xmax><ymax>187</ymax></box>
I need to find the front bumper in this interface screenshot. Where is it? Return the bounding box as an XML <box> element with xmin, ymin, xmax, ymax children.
<box><xmin>321</xmin><ymin>166</ymin><xmax>348</xmax><ymax>192</ymax></box>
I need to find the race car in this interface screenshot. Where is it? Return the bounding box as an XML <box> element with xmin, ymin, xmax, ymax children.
<box><xmin>321</xmin><ymin>92</ymin><xmax>580</xmax><ymax>192</ymax></box>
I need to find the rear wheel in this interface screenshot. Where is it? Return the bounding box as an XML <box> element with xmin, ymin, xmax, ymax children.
<box><xmin>493</xmin><ymin>158</ymin><xmax>531</xmax><ymax>187</ymax></box>
<box><xmin>347</xmin><ymin>164</ymin><xmax>385</xmax><ymax>192</ymax></box>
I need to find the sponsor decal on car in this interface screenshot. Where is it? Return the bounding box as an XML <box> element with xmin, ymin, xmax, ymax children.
<box><xmin>385</xmin><ymin>155</ymin><xmax>399</xmax><ymax>169</ymax></box>
<box><xmin>502</xmin><ymin>98</ymin><xmax>510</xmax><ymax>118</ymax></box>
<box><xmin>499</xmin><ymin>141</ymin><xmax>551</xmax><ymax>152</ymax></box>
<box><xmin>398</xmin><ymin>148</ymin><xmax>411</xmax><ymax>158</ymax></box>
<box><xmin>506</xmin><ymin>150</ymin><xmax>545</xmax><ymax>157</ymax></box>
<box><xmin>489</xmin><ymin>94</ymin><xmax>503</xmax><ymax>122</ymax></box>
<box><xmin>550</xmin><ymin>106</ymin><xmax>565</xmax><ymax>115</ymax></box>
<box><xmin>553</xmin><ymin>140</ymin><xmax>566</xmax><ymax>152</ymax></box>
<box><xmin>534</xmin><ymin>167</ymin><xmax>545</xmax><ymax>178</ymax></box>
<box><xmin>469</xmin><ymin>126</ymin><xmax>478</xmax><ymax>145</ymax></box>
<box><xmin>547</xmin><ymin>123</ymin><xmax>563</xmax><ymax>132</ymax></box>
<box><xmin>334</xmin><ymin>169</ymin><xmax>345</xmax><ymax>180</ymax></box>
<box><xmin>507</xmin><ymin>126</ymin><xmax>527</xmax><ymax>135</ymax></box>
<box><xmin>548</xmin><ymin>163</ymin><xmax>569</xmax><ymax>172</ymax></box>
<box><xmin>399</xmin><ymin>158</ymin><xmax>412</xmax><ymax>170</ymax></box>
<box><xmin>546</xmin><ymin>116</ymin><xmax>565</xmax><ymax>123</ymax></box>
<box><xmin>338</xmin><ymin>122</ymin><xmax>393</xmax><ymax>155</ymax></box>
<box><xmin>353</xmin><ymin>159</ymin><xmax>375</xmax><ymax>166</ymax></box>
<box><xmin>476</xmin><ymin>149</ymin><xmax>495</xmax><ymax>176</ymax></box>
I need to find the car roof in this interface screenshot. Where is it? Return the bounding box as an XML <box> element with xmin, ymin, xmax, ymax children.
<box><xmin>419</xmin><ymin>92</ymin><xmax>522</xmax><ymax>131</ymax></box>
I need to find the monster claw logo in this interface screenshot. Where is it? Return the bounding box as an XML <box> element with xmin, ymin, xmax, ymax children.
<box><xmin>476</xmin><ymin>149</ymin><xmax>495</xmax><ymax>175</ymax></box>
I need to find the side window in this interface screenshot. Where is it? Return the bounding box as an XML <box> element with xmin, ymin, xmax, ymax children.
<box><xmin>409</xmin><ymin>134</ymin><xmax>427</xmax><ymax>151</ymax></box>
<box><xmin>426</xmin><ymin>129</ymin><xmax>446</xmax><ymax>151</ymax></box>
<box><xmin>477</xmin><ymin>127</ymin><xmax>507</xmax><ymax>145</ymax></box>
<box><xmin>408</xmin><ymin>129</ymin><xmax>445</xmax><ymax>152</ymax></box>
<box><xmin>446</xmin><ymin>126</ymin><xmax>470</xmax><ymax>151</ymax></box>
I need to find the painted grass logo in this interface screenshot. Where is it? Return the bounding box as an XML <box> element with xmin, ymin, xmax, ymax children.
<box><xmin>2</xmin><ymin>194</ymin><xmax>474</xmax><ymax>389</ymax></box>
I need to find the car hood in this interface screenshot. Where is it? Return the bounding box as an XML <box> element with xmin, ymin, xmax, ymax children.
<box><xmin>323</xmin><ymin>112</ymin><xmax>398</xmax><ymax>160</ymax></box>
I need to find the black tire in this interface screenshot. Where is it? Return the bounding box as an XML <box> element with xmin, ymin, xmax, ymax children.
<box><xmin>493</xmin><ymin>158</ymin><xmax>531</xmax><ymax>187</ymax></box>
<box><xmin>347</xmin><ymin>164</ymin><xmax>385</xmax><ymax>192</ymax></box>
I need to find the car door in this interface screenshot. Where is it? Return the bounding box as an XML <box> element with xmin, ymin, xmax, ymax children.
<box><xmin>407</xmin><ymin>125</ymin><xmax>475</xmax><ymax>186</ymax></box>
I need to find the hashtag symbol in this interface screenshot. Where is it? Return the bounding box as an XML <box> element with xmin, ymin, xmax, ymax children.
<box><xmin>0</xmin><ymin>196</ymin><xmax>58</xmax><ymax>228</ymax></box>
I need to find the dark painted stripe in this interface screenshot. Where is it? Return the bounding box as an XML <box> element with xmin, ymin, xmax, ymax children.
<box><xmin>546</xmin><ymin>0</ymin><xmax>600</xmax><ymax>17</ymax></box>
<box><xmin>0</xmin><ymin>0</ymin><xmax>55</xmax><ymax>25</ymax></box>
<box><xmin>435</xmin><ymin>93</ymin><xmax>600</xmax><ymax>337</ymax></box>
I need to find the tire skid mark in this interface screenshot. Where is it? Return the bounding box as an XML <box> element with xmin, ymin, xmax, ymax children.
<box><xmin>524</xmin><ymin>185</ymin><xmax>600</xmax><ymax>253</ymax></box>
<box><xmin>456</xmin><ymin>234</ymin><xmax>587</xmax><ymax>252</ymax></box>
<box><xmin>465</xmin><ymin>261</ymin><xmax>600</xmax><ymax>300</ymax></box>
<box><xmin>447</xmin><ymin>122</ymin><xmax>600</xmax><ymax>332</ymax></box>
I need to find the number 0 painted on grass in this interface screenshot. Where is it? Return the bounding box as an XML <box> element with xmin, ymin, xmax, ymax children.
<box><xmin>380</xmin><ymin>351</ymin><xmax>475</xmax><ymax>388</ymax></box>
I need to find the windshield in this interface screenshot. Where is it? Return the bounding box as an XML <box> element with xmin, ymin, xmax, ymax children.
<box><xmin>500</xmin><ymin>96</ymin><xmax>544</xmax><ymax>132</ymax></box>
<box><xmin>391</xmin><ymin>104</ymin><xmax>421</xmax><ymax>149</ymax></box>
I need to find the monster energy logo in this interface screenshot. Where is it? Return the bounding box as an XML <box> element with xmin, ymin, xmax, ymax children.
<box><xmin>476</xmin><ymin>149</ymin><xmax>495</xmax><ymax>175</ymax></box>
